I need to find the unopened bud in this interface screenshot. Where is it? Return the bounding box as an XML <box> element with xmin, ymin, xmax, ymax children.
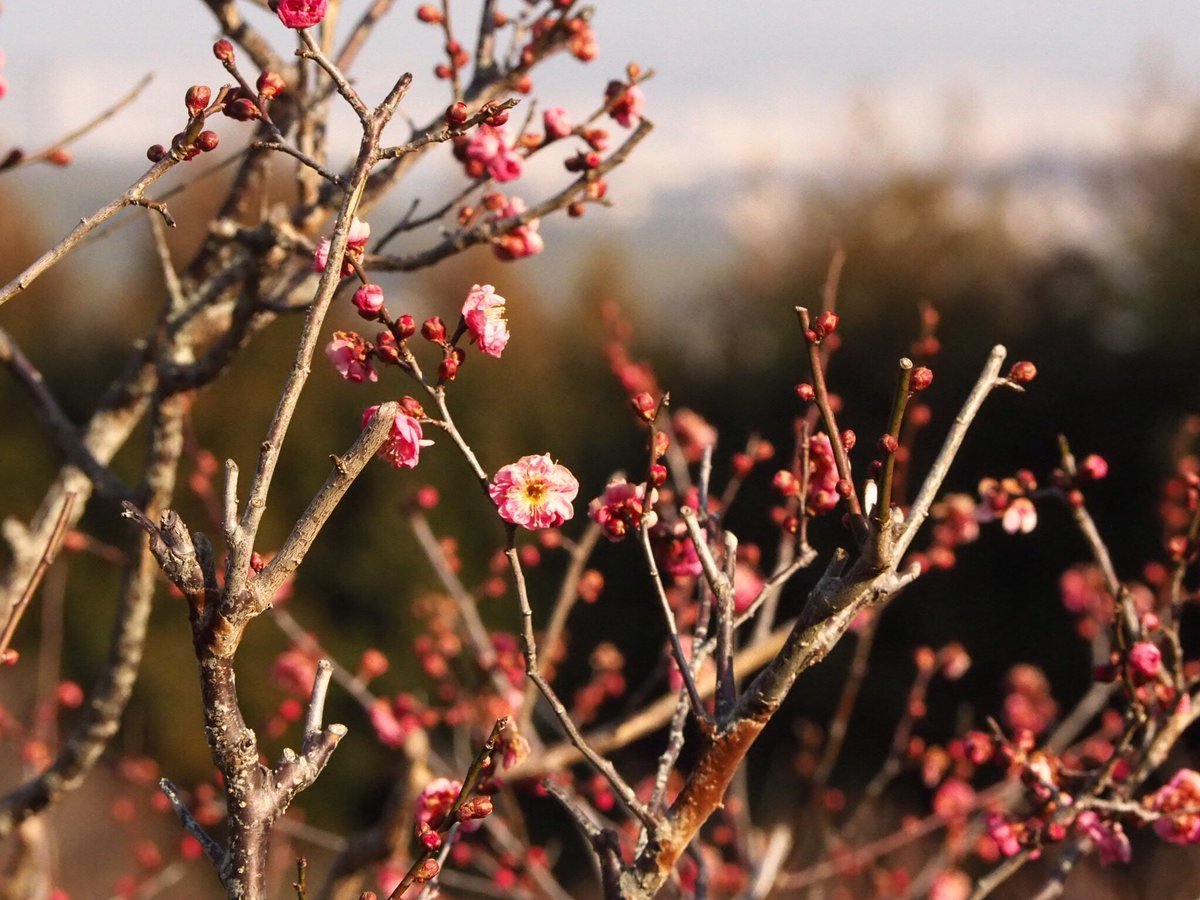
<box><xmin>421</xmin><ymin>316</ymin><xmax>447</xmax><ymax>344</ymax></box>
<box><xmin>399</xmin><ymin>396</ymin><xmax>426</xmax><ymax>419</ymax></box>
<box><xmin>224</xmin><ymin>97</ymin><xmax>261</xmax><ymax>121</ymax></box>
<box><xmin>1008</xmin><ymin>361</ymin><xmax>1037</xmax><ymax>384</ymax></box>
<box><xmin>731</xmin><ymin>452</ymin><xmax>754</xmax><ymax>479</ymax></box>
<box><xmin>375</xmin><ymin>330</ymin><xmax>400</xmax><ymax>364</ymax></box>
<box><xmin>648</xmin><ymin>464</ymin><xmax>667</xmax><ymax>487</ymax></box>
<box><xmin>458</xmin><ymin>796</ymin><xmax>494</xmax><ymax>821</ymax></box>
<box><xmin>249</xmin><ymin>552</ymin><xmax>266</xmax><ymax>572</ymax></box>
<box><xmin>910</xmin><ymin>366</ymin><xmax>934</xmax><ymax>392</ymax></box>
<box><xmin>879</xmin><ymin>434</ymin><xmax>899</xmax><ymax>454</ymax></box>
<box><xmin>815</xmin><ymin>310</ymin><xmax>839</xmax><ymax>337</ymax></box>
<box><xmin>195</xmin><ymin>130</ymin><xmax>220</xmax><ymax>152</ymax></box>
<box><xmin>213</xmin><ymin>39</ymin><xmax>235</xmax><ymax>63</ymax></box>
<box><xmin>147</xmin><ymin>144</ymin><xmax>167</xmax><ymax>162</ymax></box>
<box><xmin>446</xmin><ymin>101</ymin><xmax>469</xmax><ymax>126</ymax></box>
<box><xmin>47</xmin><ymin>147</ymin><xmax>72</xmax><ymax>167</ymax></box>
<box><xmin>416</xmin><ymin>3</ymin><xmax>443</xmax><ymax>23</ymax></box>
<box><xmin>256</xmin><ymin>71</ymin><xmax>286</xmax><ymax>101</ymax></box>
<box><xmin>438</xmin><ymin>355</ymin><xmax>459</xmax><ymax>382</ymax></box>
<box><xmin>568</xmin><ymin>201</ymin><xmax>586</xmax><ymax>218</ymax></box>
<box><xmin>836</xmin><ymin>479</ymin><xmax>853</xmax><ymax>497</ymax></box>
<box><xmin>840</xmin><ymin>430</ymin><xmax>856</xmax><ymax>451</ymax></box>
<box><xmin>631</xmin><ymin>392</ymin><xmax>656</xmax><ymax>422</ymax></box>
<box><xmin>412</xmin><ymin>858</ymin><xmax>440</xmax><ymax>883</ymax></box>
<box><xmin>396</xmin><ymin>315</ymin><xmax>416</xmax><ymax>340</ymax></box>
<box><xmin>185</xmin><ymin>85</ymin><xmax>211</xmax><ymax>116</ymax></box>
<box><xmin>772</xmin><ymin>470</ymin><xmax>800</xmax><ymax>497</ymax></box>
<box><xmin>795</xmin><ymin>383</ymin><xmax>815</xmax><ymax>402</ymax></box>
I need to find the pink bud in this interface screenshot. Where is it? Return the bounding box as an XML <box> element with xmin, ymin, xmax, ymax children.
<box><xmin>1079</xmin><ymin>454</ymin><xmax>1108</xmax><ymax>481</ymax></box>
<box><xmin>257</xmin><ymin>71</ymin><xmax>286</xmax><ymax>101</ymax></box>
<box><xmin>438</xmin><ymin>355</ymin><xmax>458</xmax><ymax>382</ymax></box>
<box><xmin>1128</xmin><ymin>642</ymin><xmax>1162</xmax><ymax>682</ymax></box>
<box><xmin>815</xmin><ymin>310</ymin><xmax>839</xmax><ymax>337</ymax></box>
<box><xmin>1009</xmin><ymin>361</ymin><xmax>1038</xmax><ymax>384</ymax></box>
<box><xmin>879</xmin><ymin>434</ymin><xmax>899</xmax><ymax>454</ymax></box>
<box><xmin>910</xmin><ymin>366</ymin><xmax>934</xmax><ymax>392</ymax></box>
<box><xmin>195</xmin><ymin>131</ymin><xmax>219</xmax><ymax>152</ymax></box>
<box><xmin>213</xmin><ymin>39</ymin><xmax>235</xmax><ymax>63</ymax></box>
<box><xmin>421</xmin><ymin>316</ymin><xmax>447</xmax><ymax>343</ymax></box>
<box><xmin>631</xmin><ymin>392</ymin><xmax>656</xmax><ymax>421</ymax></box>
<box><xmin>353</xmin><ymin>283</ymin><xmax>384</xmax><ymax>318</ymax></box>
<box><xmin>447</xmin><ymin>101</ymin><xmax>469</xmax><ymax>126</ymax></box>
<box><xmin>147</xmin><ymin>144</ymin><xmax>167</xmax><ymax>162</ymax></box>
<box><xmin>185</xmin><ymin>85</ymin><xmax>211</xmax><ymax>117</ymax></box>
<box><xmin>795</xmin><ymin>383</ymin><xmax>815</xmax><ymax>401</ymax></box>
<box><xmin>416</xmin><ymin>4</ymin><xmax>443</xmax><ymax>23</ymax></box>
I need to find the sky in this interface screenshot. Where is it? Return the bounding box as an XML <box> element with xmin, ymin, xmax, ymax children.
<box><xmin>4</xmin><ymin>2</ymin><xmax>1200</xmax><ymax>281</ymax></box>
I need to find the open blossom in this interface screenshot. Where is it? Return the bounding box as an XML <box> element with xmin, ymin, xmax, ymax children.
<box><xmin>543</xmin><ymin>106</ymin><xmax>574</xmax><ymax>139</ymax></box>
<box><xmin>1001</xmin><ymin>496</ymin><xmax>1037</xmax><ymax>534</ymax></box>
<box><xmin>1150</xmin><ymin>769</ymin><xmax>1200</xmax><ymax>844</ymax></box>
<box><xmin>326</xmin><ymin>331</ymin><xmax>376</xmax><ymax>382</ymax></box>
<box><xmin>313</xmin><ymin>216</ymin><xmax>370</xmax><ymax>274</ymax></box>
<box><xmin>362</xmin><ymin>404</ymin><xmax>431</xmax><ymax>469</ymax></box>
<box><xmin>588</xmin><ymin>478</ymin><xmax>657</xmax><ymax>540</ymax></box>
<box><xmin>274</xmin><ymin>0</ymin><xmax>327</xmax><ymax>29</ymax></box>
<box><xmin>461</xmin><ymin>283</ymin><xmax>510</xmax><ymax>357</ymax></box>
<box><xmin>490</xmin><ymin>454</ymin><xmax>579</xmax><ymax>530</ymax></box>
<box><xmin>1074</xmin><ymin>810</ymin><xmax>1131</xmax><ymax>865</ymax></box>
<box><xmin>465</xmin><ymin>124</ymin><xmax>523</xmax><ymax>182</ymax></box>
<box><xmin>492</xmin><ymin>196</ymin><xmax>544</xmax><ymax>260</ymax></box>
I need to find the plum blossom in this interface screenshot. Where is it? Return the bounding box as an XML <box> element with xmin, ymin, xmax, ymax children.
<box><xmin>1074</xmin><ymin>810</ymin><xmax>1131</xmax><ymax>865</ymax></box>
<box><xmin>465</xmin><ymin>124</ymin><xmax>523</xmax><ymax>182</ymax></box>
<box><xmin>313</xmin><ymin>216</ymin><xmax>370</xmax><ymax>275</ymax></box>
<box><xmin>1001</xmin><ymin>497</ymin><xmax>1037</xmax><ymax>534</ymax></box>
<box><xmin>588</xmin><ymin>478</ymin><xmax>657</xmax><ymax>540</ymax></box>
<box><xmin>605</xmin><ymin>81</ymin><xmax>645</xmax><ymax>127</ymax></box>
<box><xmin>490</xmin><ymin>454</ymin><xmax>579</xmax><ymax>530</ymax></box>
<box><xmin>1149</xmin><ymin>769</ymin><xmax>1200</xmax><ymax>844</ymax></box>
<box><xmin>663</xmin><ymin>532</ymin><xmax>702</xmax><ymax>578</ymax></box>
<box><xmin>353</xmin><ymin>283</ymin><xmax>384</xmax><ymax>317</ymax></box>
<box><xmin>492</xmin><ymin>196</ymin><xmax>544</xmax><ymax>260</ymax></box>
<box><xmin>807</xmin><ymin>432</ymin><xmax>840</xmax><ymax>514</ymax></box>
<box><xmin>326</xmin><ymin>331</ymin><xmax>376</xmax><ymax>382</ymax></box>
<box><xmin>1128</xmin><ymin>641</ymin><xmax>1162</xmax><ymax>681</ymax></box>
<box><xmin>543</xmin><ymin>107</ymin><xmax>574</xmax><ymax>139</ymax></box>
<box><xmin>362</xmin><ymin>404</ymin><xmax>432</xmax><ymax>469</ymax></box>
<box><xmin>274</xmin><ymin>0</ymin><xmax>327</xmax><ymax>29</ymax></box>
<box><xmin>461</xmin><ymin>283</ymin><xmax>510</xmax><ymax>357</ymax></box>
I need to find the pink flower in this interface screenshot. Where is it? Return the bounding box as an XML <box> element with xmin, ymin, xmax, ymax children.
<box><xmin>1001</xmin><ymin>497</ymin><xmax>1037</xmax><ymax>534</ymax></box>
<box><xmin>807</xmin><ymin>432</ymin><xmax>840</xmax><ymax>514</ymax></box>
<box><xmin>465</xmin><ymin>124</ymin><xmax>524</xmax><ymax>182</ymax></box>
<box><xmin>353</xmin><ymin>283</ymin><xmax>384</xmax><ymax>317</ymax></box>
<box><xmin>369</xmin><ymin>698</ymin><xmax>417</xmax><ymax>749</ymax></box>
<box><xmin>1074</xmin><ymin>810</ymin><xmax>1131</xmax><ymax>865</ymax></box>
<box><xmin>733</xmin><ymin>561</ymin><xmax>764</xmax><ymax>614</ymax></box>
<box><xmin>326</xmin><ymin>331</ymin><xmax>376</xmax><ymax>382</ymax></box>
<box><xmin>461</xmin><ymin>283</ymin><xmax>510</xmax><ymax>357</ymax></box>
<box><xmin>362</xmin><ymin>405</ymin><xmax>430</xmax><ymax>469</ymax></box>
<box><xmin>672</xmin><ymin>409</ymin><xmax>717</xmax><ymax>464</ymax></box>
<box><xmin>492</xmin><ymin>196</ymin><xmax>544</xmax><ymax>261</ymax></box>
<box><xmin>313</xmin><ymin>217</ymin><xmax>370</xmax><ymax>273</ymax></box>
<box><xmin>1080</xmin><ymin>453</ymin><xmax>1109</xmax><ymax>480</ymax></box>
<box><xmin>1150</xmin><ymin>769</ymin><xmax>1200</xmax><ymax>845</ymax></box>
<box><xmin>490</xmin><ymin>454</ymin><xmax>579</xmax><ymax>530</ymax></box>
<box><xmin>415</xmin><ymin>777</ymin><xmax>462</xmax><ymax>829</ymax></box>
<box><xmin>605</xmin><ymin>82</ymin><xmax>645</xmax><ymax>127</ymax></box>
<box><xmin>984</xmin><ymin>811</ymin><xmax>1022</xmax><ymax>858</ymax></box>
<box><xmin>274</xmin><ymin>0</ymin><xmax>328</xmax><ymax>29</ymax></box>
<box><xmin>1128</xmin><ymin>641</ymin><xmax>1162</xmax><ymax>681</ymax></box>
<box><xmin>663</xmin><ymin>533</ymin><xmax>702</xmax><ymax>578</ymax></box>
<box><xmin>588</xmin><ymin>479</ymin><xmax>657</xmax><ymax>541</ymax></box>
<box><xmin>543</xmin><ymin>106</ymin><xmax>574</xmax><ymax>139</ymax></box>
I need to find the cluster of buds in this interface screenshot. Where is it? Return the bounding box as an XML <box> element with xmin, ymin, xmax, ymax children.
<box><xmin>803</xmin><ymin>310</ymin><xmax>840</xmax><ymax>344</ymax></box>
<box><xmin>435</xmin><ymin>39</ymin><xmax>471</xmax><ymax>80</ymax></box>
<box><xmin>523</xmin><ymin>11</ymin><xmax>598</xmax><ymax>66</ymax></box>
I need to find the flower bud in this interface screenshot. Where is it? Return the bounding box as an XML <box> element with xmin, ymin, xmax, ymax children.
<box><xmin>1008</xmin><ymin>361</ymin><xmax>1037</xmax><ymax>384</ymax></box>
<box><xmin>438</xmin><ymin>355</ymin><xmax>458</xmax><ymax>382</ymax></box>
<box><xmin>195</xmin><ymin>130</ymin><xmax>220</xmax><ymax>152</ymax></box>
<box><xmin>910</xmin><ymin>366</ymin><xmax>934</xmax><ymax>392</ymax></box>
<box><xmin>412</xmin><ymin>858</ymin><xmax>440</xmax><ymax>883</ymax></box>
<box><xmin>396</xmin><ymin>314</ymin><xmax>416</xmax><ymax>340</ymax></box>
<box><xmin>250</xmin><ymin>552</ymin><xmax>267</xmax><ymax>572</ymax></box>
<box><xmin>648</xmin><ymin>464</ymin><xmax>667</xmax><ymax>487</ymax></box>
<box><xmin>1079</xmin><ymin>454</ymin><xmax>1108</xmax><ymax>481</ymax></box>
<box><xmin>422</xmin><ymin>316</ymin><xmax>447</xmax><ymax>344</ymax></box>
<box><xmin>815</xmin><ymin>310</ymin><xmax>839</xmax><ymax>337</ymax></box>
<box><xmin>836</xmin><ymin>479</ymin><xmax>853</xmax><ymax>497</ymax></box>
<box><xmin>631</xmin><ymin>391</ymin><xmax>656</xmax><ymax>422</ymax></box>
<box><xmin>458</xmin><ymin>795</ymin><xmax>494</xmax><ymax>821</ymax></box>
<box><xmin>213</xmin><ymin>39</ymin><xmax>235</xmax><ymax>63</ymax></box>
<box><xmin>185</xmin><ymin>85</ymin><xmax>211</xmax><ymax>117</ymax></box>
<box><xmin>416</xmin><ymin>4</ymin><xmax>443</xmax><ymax>23</ymax></box>
<box><xmin>651</xmin><ymin>431</ymin><xmax>669</xmax><ymax>459</ymax></box>
<box><xmin>1128</xmin><ymin>641</ymin><xmax>1162</xmax><ymax>682</ymax></box>
<box><xmin>840</xmin><ymin>429</ymin><xmax>856</xmax><ymax>451</ymax></box>
<box><xmin>879</xmin><ymin>434</ymin><xmax>899</xmax><ymax>454</ymax></box>
<box><xmin>446</xmin><ymin>101</ymin><xmax>469</xmax><ymax>126</ymax></box>
<box><xmin>731</xmin><ymin>453</ymin><xmax>754</xmax><ymax>479</ymax></box>
<box><xmin>568</xmin><ymin>201</ymin><xmax>585</xmax><ymax>218</ymax></box>
<box><xmin>375</xmin><ymin>330</ymin><xmax>400</xmax><ymax>364</ymax></box>
<box><xmin>795</xmin><ymin>383</ymin><xmax>815</xmax><ymax>402</ymax></box>
<box><xmin>772</xmin><ymin>470</ymin><xmax>800</xmax><ymax>497</ymax></box>
<box><xmin>416</xmin><ymin>821</ymin><xmax>442</xmax><ymax>851</ymax></box>
<box><xmin>353</xmin><ymin>283</ymin><xmax>385</xmax><ymax>318</ymax></box>
<box><xmin>224</xmin><ymin>97</ymin><xmax>261</xmax><ymax>121</ymax></box>
<box><xmin>399</xmin><ymin>396</ymin><xmax>426</xmax><ymax>419</ymax></box>
<box><xmin>256</xmin><ymin>71</ymin><xmax>286</xmax><ymax>101</ymax></box>
<box><xmin>147</xmin><ymin>144</ymin><xmax>167</xmax><ymax>162</ymax></box>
